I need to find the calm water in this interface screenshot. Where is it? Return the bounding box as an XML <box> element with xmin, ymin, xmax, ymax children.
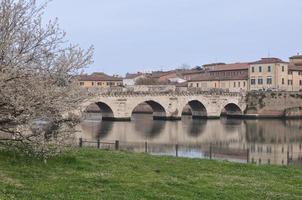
<box><xmin>79</xmin><ymin>114</ymin><xmax>302</xmax><ymax>166</ymax></box>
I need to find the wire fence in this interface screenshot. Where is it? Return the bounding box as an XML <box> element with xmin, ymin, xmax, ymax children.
<box><xmin>78</xmin><ymin>138</ymin><xmax>302</xmax><ymax>166</ymax></box>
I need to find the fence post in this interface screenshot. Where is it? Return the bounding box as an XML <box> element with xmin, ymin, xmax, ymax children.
<box><xmin>79</xmin><ymin>138</ymin><xmax>83</xmax><ymax>148</ymax></box>
<box><xmin>97</xmin><ymin>139</ymin><xmax>100</xmax><ymax>149</ymax></box>
<box><xmin>145</xmin><ymin>141</ymin><xmax>148</xmax><ymax>153</ymax></box>
<box><xmin>287</xmin><ymin>151</ymin><xmax>290</xmax><ymax>165</ymax></box>
<box><xmin>115</xmin><ymin>140</ymin><xmax>119</xmax><ymax>150</ymax></box>
<box><xmin>209</xmin><ymin>143</ymin><xmax>212</xmax><ymax>160</ymax></box>
<box><xmin>247</xmin><ymin>148</ymin><xmax>250</xmax><ymax>163</ymax></box>
<box><xmin>175</xmin><ymin>144</ymin><xmax>179</xmax><ymax>157</ymax></box>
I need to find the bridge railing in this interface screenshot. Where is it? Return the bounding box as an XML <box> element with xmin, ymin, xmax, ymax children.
<box><xmin>78</xmin><ymin>138</ymin><xmax>249</xmax><ymax>163</ymax></box>
<box><xmin>84</xmin><ymin>87</ymin><xmax>246</xmax><ymax>97</ymax></box>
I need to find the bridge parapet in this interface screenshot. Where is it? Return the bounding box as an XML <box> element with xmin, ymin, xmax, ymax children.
<box><xmin>85</xmin><ymin>88</ymin><xmax>246</xmax><ymax>98</ymax></box>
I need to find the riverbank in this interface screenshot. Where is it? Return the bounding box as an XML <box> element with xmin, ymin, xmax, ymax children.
<box><xmin>0</xmin><ymin>149</ymin><xmax>301</xmax><ymax>199</ymax></box>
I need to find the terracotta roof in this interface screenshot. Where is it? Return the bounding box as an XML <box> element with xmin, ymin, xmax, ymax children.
<box><xmin>203</xmin><ymin>63</ymin><xmax>226</xmax><ymax>67</ymax></box>
<box><xmin>290</xmin><ymin>55</ymin><xmax>302</xmax><ymax>59</ymax></box>
<box><xmin>288</xmin><ymin>63</ymin><xmax>302</xmax><ymax>71</ymax></box>
<box><xmin>78</xmin><ymin>75</ymin><xmax>122</xmax><ymax>81</ymax></box>
<box><xmin>181</xmin><ymin>69</ymin><xmax>203</xmax><ymax>75</ymax></box>
<box><xmin>151</xmin><ymin>71</ymin><xmax>176</xmax><ymax>78</ymax></box>
<box><xmin>250</xmin><ymin>57</ymin><xmax>288</xmax><ymax>65</ymax></box>
<box><xmin>125</xmin><ymin>73</ymin><xmax>147</xmax><ymax>79</ymax></box>
<box><xmin>189</xmin><ymin>72</ymin><xmax>248</xmax><ymax>82</ymax></box>
<box><xmin>208</xmin><ymin>63</ymin><xmax>249</xmax><ymax>72</ymax></box>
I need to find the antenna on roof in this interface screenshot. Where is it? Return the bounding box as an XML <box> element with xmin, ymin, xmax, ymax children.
<box><xmin>267</xmin><ymin>49</ymin><xmax>271</xmax><ymax>58</ymax></box>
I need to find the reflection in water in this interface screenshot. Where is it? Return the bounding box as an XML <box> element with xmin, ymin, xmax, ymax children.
<box><xmin>133</xmin><ymin>114</ymin><xmax>165</xmax><ymax>139</ymax></box>
<box><xmin>182</xmin><ymin>116</ymin><xmax>207</xmax><ymax>137</ymax></box>
<box><xmin>81</xmin><ymin>120</ymin><xmax>113</xmax><ymax>139</ymax></box>
<box><xmin>80</xmin><ymin>114</ymin><xmax>302</xmax><ymax>166</ymax></box>
<box><xmin>220</xmin><ymin>117</ymin><xmax>244</xmax><ymax>133</ymax></box>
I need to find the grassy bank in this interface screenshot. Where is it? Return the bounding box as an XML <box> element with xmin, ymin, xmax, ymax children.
<box><xmin>0</xmin><ymin>149</ymin><xmax>301</xmax><ymax>200</ymax></box>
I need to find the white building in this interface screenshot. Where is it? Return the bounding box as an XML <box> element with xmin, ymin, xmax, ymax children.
<box><xmin>123</xmin><ymin>73</ymin><xmax>147</xmax><ymax>86</ymax></box>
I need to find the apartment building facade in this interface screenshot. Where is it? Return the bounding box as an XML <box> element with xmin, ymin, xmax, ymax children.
<box><xmin>188</xmin><ymin>63</ymin><xmax>250</xmax><ymax>92</ymax></box>
<box><xmin>188</xmin><ymin>55</ymin><xmax>302</xmax><ymax>92</ymax></box>
<box><xmin>78</xmin><ymin>74</ymin><xmax>123</xmax><ymax>88</ymax></box>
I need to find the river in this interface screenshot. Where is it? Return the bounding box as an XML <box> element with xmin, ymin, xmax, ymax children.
<box><xmin>79</xmin><ymin>114</ymin><xmax>302</xmax><ymax>166</ymax></box>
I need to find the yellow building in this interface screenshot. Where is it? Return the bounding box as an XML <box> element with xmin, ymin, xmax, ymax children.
<box><xmin>188</xmin><ymin>55</ymin><xmax>302</xmax><ymax>92</ymax></box>
<box><xmin>78</xmin><ymin>74</ymin><xmax>123</xmax><ymax>88</ymax></box>
<box><xmin>249</xmin><ymin>58</ymin><xmax>289</xmax><ymax>91</ymax></box>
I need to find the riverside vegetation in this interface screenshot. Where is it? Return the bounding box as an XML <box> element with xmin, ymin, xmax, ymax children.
<box><xmin>0</xmin><ymin>149</ymin><xmax>301</xmax><ymax>200</ymax></box>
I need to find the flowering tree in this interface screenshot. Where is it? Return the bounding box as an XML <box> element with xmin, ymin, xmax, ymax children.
<box><xmin>0</xmin><ymin>0</ymin><xmax>93</xmax><ymax>159</ymax></box>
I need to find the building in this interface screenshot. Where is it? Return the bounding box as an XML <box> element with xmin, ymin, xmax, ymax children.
<box><xmin>181</xmin><ymin>68</ymin><xmax>204</xmax><ymax>81</ymax></box>
<box><xmin>123</xmin><ymin>72</ymin><xmax>148</xmax><ymax>86</ymax></box>
<box><xmin>78</xmin><ymin>73</ymin><xmax>123</xmax><ymax>88</ymax></box>
<box><xmin>188</xmin><ymin>54</ymin><xmax>302</xmax><ymax>92</ymax></box>
<box><xmin>151</xmin><ymin>70</ymin><xmax>187</xmax><ymax>84</ymax></box>
<box><xmin>249</xmin><ymin>58</ymin><xmax>289</xmax><ymax>91</ymax></box>
<box><xmin>188</xmin><ymin>63</ymin><xmax>249</xmax><ymax>92</ymax></box>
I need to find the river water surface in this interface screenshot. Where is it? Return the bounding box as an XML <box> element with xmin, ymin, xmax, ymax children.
<box><xmin>79</xmin><ymin>114</ymin><xmax>302</xmax><ymax>166</ymax></box>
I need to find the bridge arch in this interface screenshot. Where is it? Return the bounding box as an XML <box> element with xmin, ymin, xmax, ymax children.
<box><xmin>82</xmin><ymin>101</ymin><xmax>116</xmax><ymax>121</ymax></box>
<box><xmin>182</xmin><ymin>100</ymin><xmax>208</xmax><ymax>119</ymax></box>
<box><xmin>221</xmin><ymin>103</ymin><xmax>243</xmax><ymax>118</ymax></box>
<box><xmin>130</xmin><ymin>100</ymin><xmax>167</xmax><ymax>120</ymax></box>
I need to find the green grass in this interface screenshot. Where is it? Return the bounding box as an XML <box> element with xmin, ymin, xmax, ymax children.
<box><xmin>0</xmin><ymin>149</ymin><xmax>301</xmax><ymax>200</ymax></box>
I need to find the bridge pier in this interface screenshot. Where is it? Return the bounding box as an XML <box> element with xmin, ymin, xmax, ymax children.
<box><xmin>102</xmin><ymin>117</ymin><xmax>131</xmax><ymax>121</ymax></box>
<box><xmin>153</xmin><ymin>116</ymin><xmax>181</xmax><ymax>121</ymax></box>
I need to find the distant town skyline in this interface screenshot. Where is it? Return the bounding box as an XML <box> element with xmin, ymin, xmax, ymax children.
<box><xmin>42</xmin><ymin>0</ymin><xmax>302</xmax><ymax>75</ymax></box>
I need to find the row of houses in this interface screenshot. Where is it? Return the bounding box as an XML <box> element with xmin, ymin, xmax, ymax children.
<box><xmin>78</xmin><ymin>54</ymin><xmax>302</xmax><ymax>92</ymax></box>
<box><xmin>188</xmin><ymin>55</ymin><xmax>302</xmax><ymax>92</ymax></box>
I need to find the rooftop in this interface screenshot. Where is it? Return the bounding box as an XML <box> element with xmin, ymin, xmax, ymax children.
<box><xmin>78</xmin><ymin>74</ymin><xmax>122</xmax><ymax>82</ymax></box>
<box><xmin>289</xmin><ymin>63</ymin><xmax>302</xmax><ymax>71</ymax></box>
<box><xmin>250</xmin><ymin>57</ymin><xmax>288</xmax><ymax>65</ymax></box>
<box><xmin>190</xmin><ymin>71</ymin><xmax>248</xmax><ymax>82</ymax></box>
<box><xmin>289</xmin><ymin>54</ymin><xmax>302</xmax><ymax>59</ymax></box>
<box><xmin>208</xmin><ymin>63</ymin><xmax>250</xmax><ymax>72</ymax></box>
<box><xmin>125</xmin><ymin>73</ymin><xmax>148</xmax><ymax>79</ymax></box>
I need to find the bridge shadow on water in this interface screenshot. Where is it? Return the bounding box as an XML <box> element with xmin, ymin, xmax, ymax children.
<box><xmin>133</xmin><ymin>114</ymin><xmax>166</xmax><ymax>139</ymax></box>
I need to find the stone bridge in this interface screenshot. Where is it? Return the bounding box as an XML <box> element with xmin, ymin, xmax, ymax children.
<box><xmin>80</xmin><ymin>91</ymin><xmax>247</xmax><ymax>121</ymax></box>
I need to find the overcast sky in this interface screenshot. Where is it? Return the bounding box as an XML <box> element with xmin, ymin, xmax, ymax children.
<box><xmin>42</xmin><ymin>0</ymin><xmax>302</xmax><ymax>75</ymax></box>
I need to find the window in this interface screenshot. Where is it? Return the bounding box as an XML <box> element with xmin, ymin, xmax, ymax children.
<box><xmin>299</xmin><ymin>72</ymin><xmax>302</xmax><ymax>75</ymax></box>
<box><xmin>196</xmin><ymin>83</ymin><xmax>199</xmax><ymax>88</ymax></box>
<box><xmin>267</xmin><ymin>66</ymin><xmax>271</xmax><ymax>72</ymax></box>
<box><xmin>267</xmin><ymin>77</ymin><xmax>272</xmax><ymax>85</ymax></box>
<box><xmin>259</xmin><ymin>66</ymin><xmax>262</xmax><ymax>73</ymax></box>
<box><xmin>243</xmin><ymin>82</ymin><xmax>246</xmax><ymax>87</ymax></box>
<box><xmin>258</xmin><ymin>77</ymin><xmax>263</xmax><ymax>85</ymax></box>
<box><xmin>79</xmin><ymin>82</ymin><xmax>84</xmax><ymax>86</ymax></box>
<box><xmin>97</xmin><ymin>82</ymin><xmax>102</xmax><ymax>86</ymax></box>
<box><xmin>300</xmin><ymin>80</ymin><xmax>302</xmax><ymax>86</ymax></box>
<box><xmin>289</xmin><ymin>71</ymin><xmax>293</xmax><ymax>75</ymax></box>
<box><xmin>251</xmin><ymin>67</ymin><xmax>255</xmax><ymax>73</ymax></box>
<box><xmin>282</xmin><ymin>78</ymin><xmax>285</xmax><ymax>85</ymax></box>
<box><xmin>190</xmin><ymin>83</ymin><xmax>193</xmax><ymax>87</ymax></box>
<box><xmin>238</xmin><ymin>82</ymin><xmax>241</xmax><ymax>87</ymax></box>
<box><xmin>288</xmin><ymin>80</ymin><xmax>293</xmax><ymax>85</ymax></box>
<box><xmin>282</xmin><ymin>66</ymin><xmax>285</xmax><ymax>72</ymax></box>
<box><xmin>91</xmin><ymin>82</ymin><xmax>95</xmax><ymax>86</ymax></box>
<box><xmin>251</xmin><ymin>78</ymin><xmax>256</xmax><ymax>85</ymax></box>
<box><xmin>233</xmin><ymin>82</ymin><xmax>236</xmax><ymax>87</ymax></box>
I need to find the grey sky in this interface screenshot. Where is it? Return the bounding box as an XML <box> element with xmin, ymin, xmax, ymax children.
<box><xmin>43</xmin><ymin>0</ymin><xmax>302</xmax><ymax>75</ymax></box>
